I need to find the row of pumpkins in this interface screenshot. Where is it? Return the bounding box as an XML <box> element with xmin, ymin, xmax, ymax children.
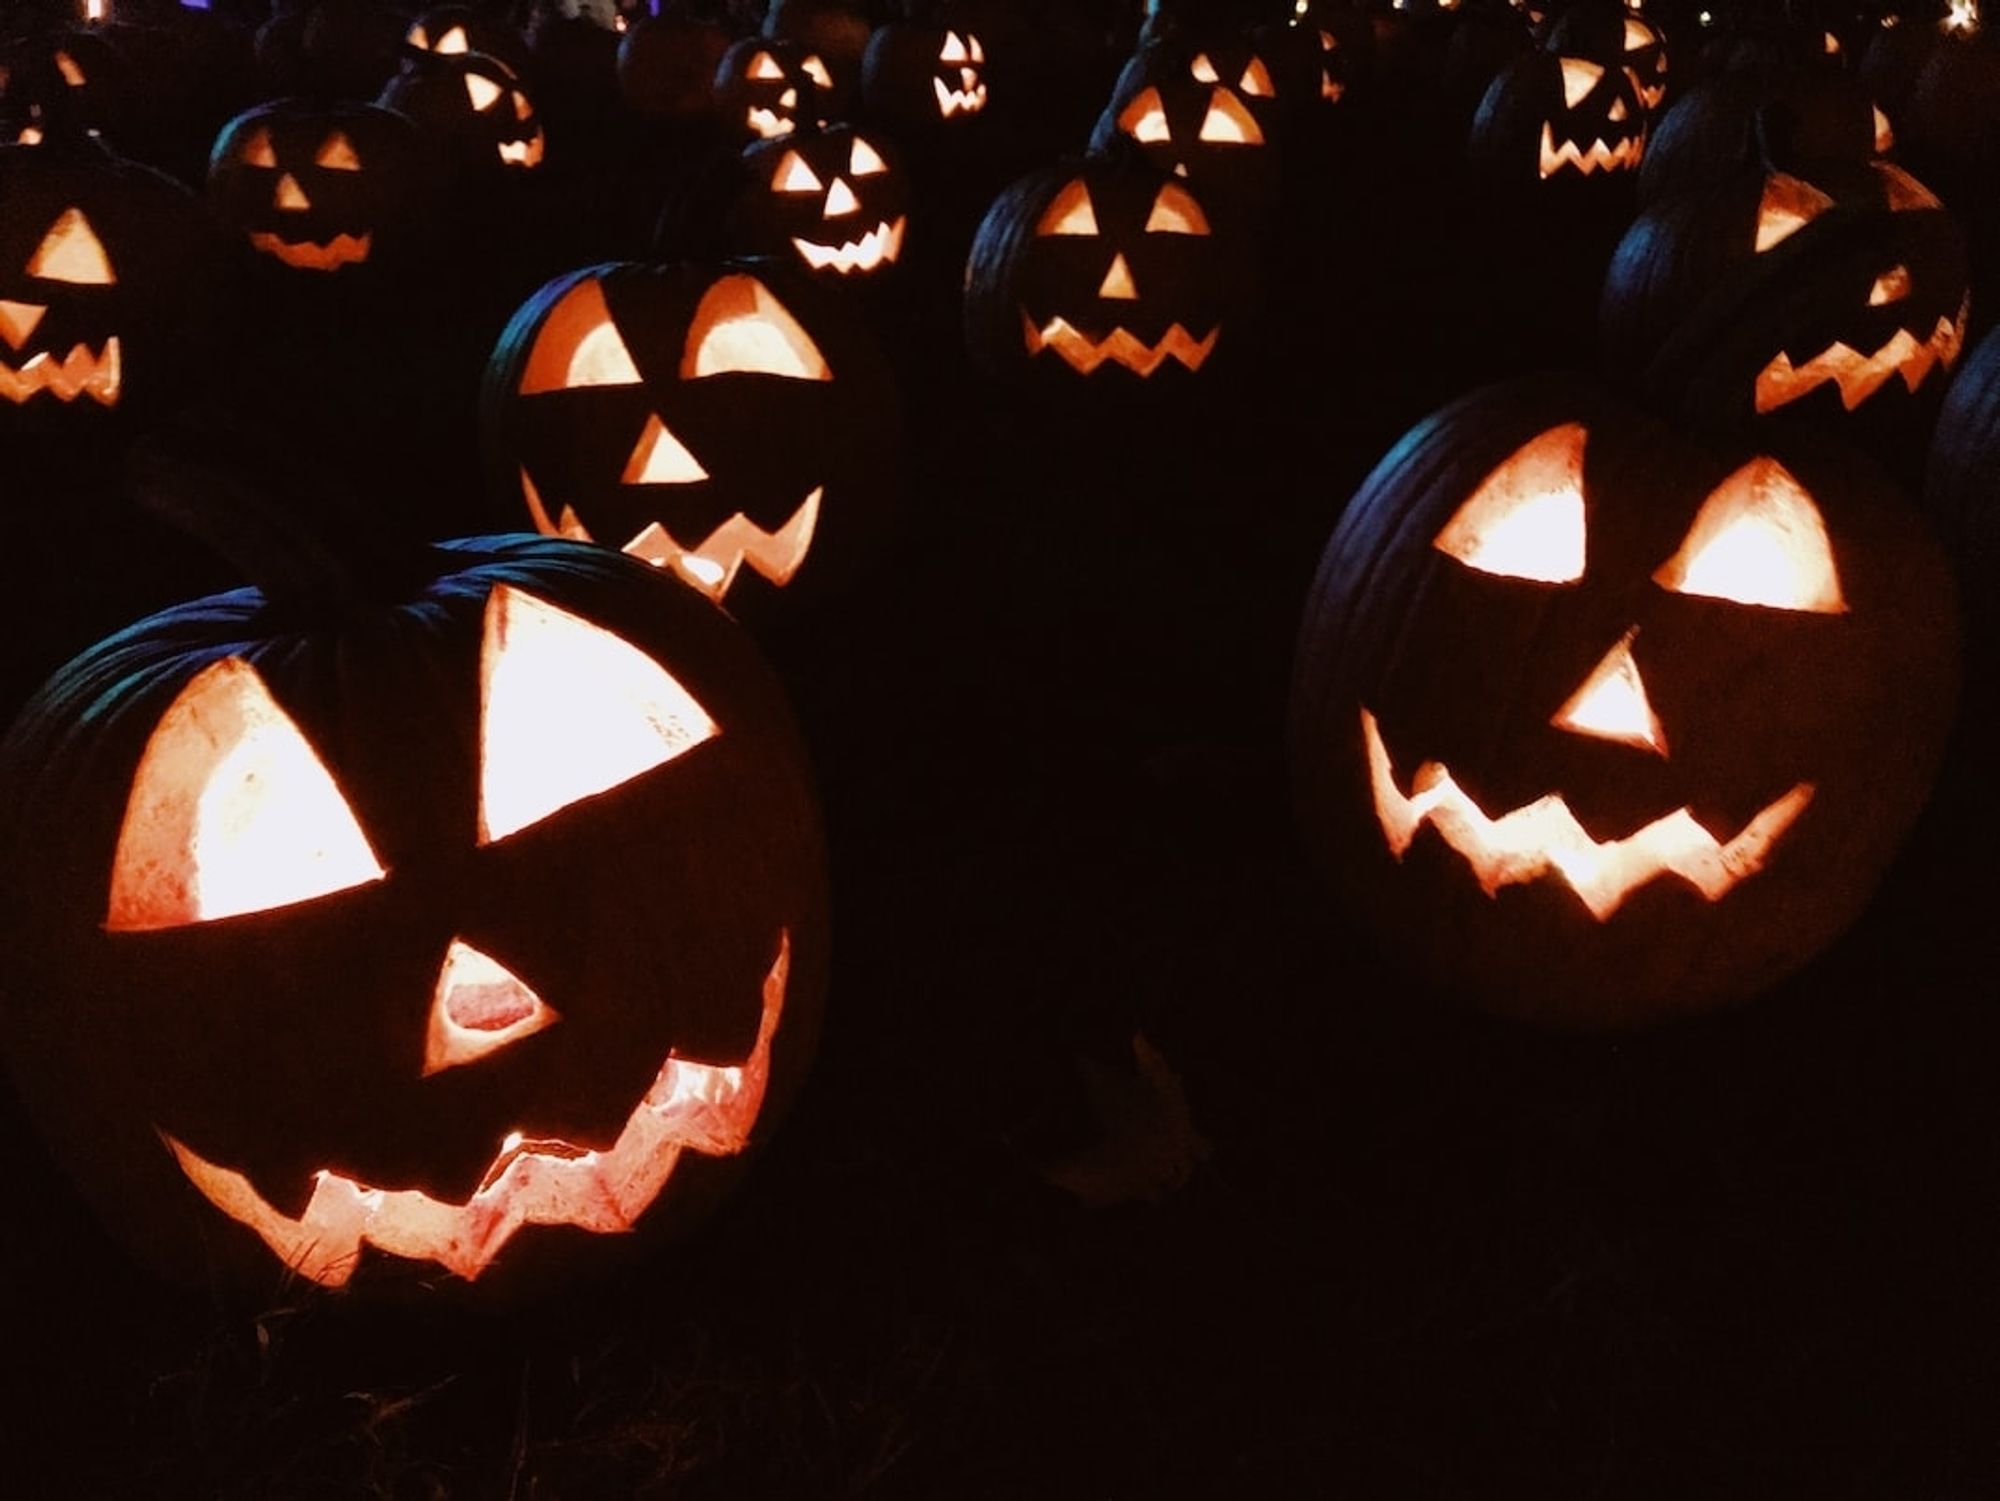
<box><xmin>1</xmin><ymin>0</ymin><xmax>1998</xmax><ymax>1306</ymax></box>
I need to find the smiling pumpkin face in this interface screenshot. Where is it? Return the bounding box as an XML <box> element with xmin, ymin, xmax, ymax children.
<box><xmin>712</xmin><ymin>38</ymin><xmax>833</xmax><ymax>144</ymax></box>
<box><xmin>1290</xmin><ymin>379</ymin><xmax>1959</xmax><ymax>1025</ymax></box>
<box><xmin>732</xmin><ymin>125</ymin><xmax>909</xmax><ymax>280</ymax></box>
<box><xmin>0</xmin><ymin>538</ymin><xmax>827</xmax><ymax>1297</ymax></box>
<box><xmin>379</xmin><ymin>49</ymin><xmax>545</xmax><ymax>173</ymax></box>
<box><xmin>1088</xmin><ymin>44</ymin><xmax>1281</xmax><ymax>229</ymax></box>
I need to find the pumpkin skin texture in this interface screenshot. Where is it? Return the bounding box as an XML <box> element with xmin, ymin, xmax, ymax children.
<box><xmin>208</xmin><ymin>101</ymin><xmax>427</xmax><ymax>278</ymax></box>
<box><xmin>964</xmin><ymin>153</ymin><xmax>1249</xmax><ymax>399</ymax></box>
<box><xmin>730</xmin><ymin>124</ymin><xmax>911</xmax><ymax>284</ymax></box>
<box><xmin>482</xmin><ymin>260</ymin><xmax>900</xmax><ymax>621</ymax></box>
<box><xmin>0</xmin><ymin>534</ymin><xmax>827</xmax><ymax>1301</ymax></box>
<box><xmin>1289</xmin><ymin>378</ymin><xmax>1959</xmax><ymax>1027</ymax></box>
<box><xmin>1925</xmin><ymin>321</ymin><xmax>2000</xmax><ymax>644</ymax></box>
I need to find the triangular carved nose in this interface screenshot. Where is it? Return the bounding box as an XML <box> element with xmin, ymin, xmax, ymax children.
<box><xmin>823</xmin><ymin>176</ymin><xmax>859</xmax><ymax>218</ymax></box>
<box><xmin>1551</xmin><ymin>629</ymin><xmax>1667</xmax><ymax>756</ymax></box>
<box><xmin>622</xmin><ymin>413</ymin><xmax>709</xmax><ymax>485</ymax></box>
<box><xmin>275</xmin><ymin>172</ymin><xmax>311</xmax><ymax>210</ymax></box>
<box><xmin>423</xmin><ymin>939</ymin><xmax>560</xmax><ymax>1077</ymax></box>
<box><xmin>0</xmin><ymin>298</ymin><xmax>45</xmax><ymax>350</ymax></box>
<box><xmin>1098</xmin><ymin>253</ymin><xmax>1138</xmax><ymax>300</ymax></box>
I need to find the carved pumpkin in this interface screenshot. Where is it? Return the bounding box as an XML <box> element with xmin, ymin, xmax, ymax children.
<box><xmin>712</xmin><ymin>37</ymin><xmax>833</xmax><ymax>144</ymax></box>
<box><xmin>379</xmin><ymin>49</ymin><xmax>546</xmax><ymax>174</ymax></box>
<box><xmin>729</xmin><ymin>124</ymin><xmax>909</xmax><ymax>281</ymax></box>
<box><xmin>483</xmin><ymin>259</ymin><xmax>900</xmax><ymax>616</ymax></box>
<box><xmin>964</xmin><ymin>152</ymin><xmax>1247</xmax><ymax>394</ymax></box>
<box><xmin>0</xmin><ymin>530</ymin><xmax>827</xmax><ymax>1297</ymax></box>
<box><xmin>860</xmin><ymin>19</ymin><xmax>989</xmax><ymax>136</ymax></box>
<box><xmin>1469</xmin><ymin>52</ymin><xmax>1647</xmax><ymax>192</ymax></box>
<box><xmin>1088</xmin><ymin>42</ymin><xmax>1282</xmax><ymax>231</ymax></box>
<box><xmin>1601</xmin><ymin>157</ymin><xmax>1969</xmax><ymax>469</ymax></box>
<box><xmin>208</xmin><ymin>100</ymin><xmax>425</xmax><ymax>276</ymax></box>
<box><xmin>402</xmin><ymin>4</ymin><xmax>532</xmax><ymax>78</ymax></box>
<box><xmin>1290</xmin><ymin>378</ymin><xmax>1959</xmax><ymax>1025</ymax></box>
<box><xmin>760</xmin><ymin>0</ymin><xmax>870</xmax><ymax>117</ymax></box>
<box><xmin>1543</xmin><ymin>0</ymin><xmax>1672</xmax><ymax>115</ymax></box>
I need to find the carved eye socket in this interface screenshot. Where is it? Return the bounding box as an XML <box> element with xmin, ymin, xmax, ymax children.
<box><xmin>1623</xmin><ymin>17</ymin><xmax>1656</xmax><ymax>49</ymax></box>
<box><xmin>517</xmin><ymin>278</ymin><xmax>642</xmax><ymax>394</ymax></box>
<box><xmin>1877</xmin><ymin>161</ymin><xmax>1939</xmax><ymax>211</ymax></box>
<box><xmin>242</xmin><ymin>126</ymin><xmax>277</xmax><ymax>168</ymax></box>
<box><xmin>1653</xmin><ymin>457</ymin><xmax>1846</xmax><ymax>613</ymax></box>
<box><xmin>466</xmin><ymin>71</ymin><xmax>504</xmax><ymax>112</ymax></box>
<box><xmin>106</xmin><ymin>658</ymin><xmax>387</xmax><ymax>932</ymax></box>
<box><xmin>849</xmin><ymin>136</ymin><xmax>887</xmax><ymax>175</ymax></box>
<box><xmin>1240</xmin><ymin>58</ymin><xmax>1276</xmax><ymax>97</ymax></box>
<box><xmin>436</xmin><ymin>24</ymin><xmax>469</xmax><ymax>54</ymax></box>
<box><xmin>53</xmin><ymin>50</ymin><xmax>84</xmax><ymax>86</ymax></box>
<box><xmin>1433</xmin><ymin>423</ymin><xmax>1589</xmax><ymax>583</ymax></box>
<box><xmin>1119</xmin><ymin>87</ymin><xmax>1171</xmax><ymax>143</ymax></box>
<box><xmin>1145</xmin><ymin>183</ymin><xmax>1210</xmax><ymax>235</ymax></box>
<box><xmin>1755</xmin><ymin>173</ymin><xmax>1835</xmax><ymax>252</ymax></box>
<box><xmin>1608</xmin><ymin>96</ymin><xmax>1629</xmax><ymax>122</ymax></box>
<box><xmin>1198</xmin><ymin>88</ymin><xmax>1264</xmax><ymax>144</ymax></box>
<box><xmin>680</xmin><ymin>273</ymin><xmax>832</xmax><ymax>381</ymax></box>
<box><xmin>969</xmin><ymin>33</ymin><xmax>985</xmax><ymax>63</ymax></box>
<box><xmin>1559</xmin><ymin>57</ymin><xmax>1603</xmax><ymax>108</ymax></box>
<box><xmin>802</xmin><ymin>54</ymin><xmax>832</xmax><ymax>89</ymax></box>
<box><xmin>1035</xmin><ymin>179</ymin><xmax>1098</xmax><ymax>236</ymax></box>
<box><xmin>28</xmin><ymin>207</ymin><xmax>114</xmax><ymax>285</ymax></box>
<box><xmin>940</xmin><ymin>30</ymin><xmax>968</xmax><ymax>63</ymax></box>
<box><xmin>406</xmin><ymin>21</ymin><xmax>429</xmax><ymax>47</ymax></box>
<box><xmin>773</xmin><ymin>149</ymin><xmax>822</xmax><ymax>192</ymax></box>
<box><xmin>478</xmin><ymin>587</ymin><xmax>720</xmax><ymax>844</ymax></box>
<box><xmin>748</xmin><ymin>50</ymin><xmax>783</xmax><ymax>79</ymax></box>
<box><xmin>1191</xmin><ymin>52</ymin><xmax>1219</xmax><ymax>82</ymax></box>
<box><xmin>315</xmin><ymin>132</ymin><xmax>361</xmax><ymax>170</ymax></box>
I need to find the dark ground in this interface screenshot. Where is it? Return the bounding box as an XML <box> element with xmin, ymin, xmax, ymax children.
<box><xmin>4</xmin><ymin>91</ymin><xmax>2000</xmax><ymax>1501</ymax></box>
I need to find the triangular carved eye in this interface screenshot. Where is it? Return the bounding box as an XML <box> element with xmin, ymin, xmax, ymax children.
<box><xmin>748</xmin><ymin>51</ymin><xmax>783</xmax><ymax>80</ymax></box>
<box><xmin>437</xmin><ymin>25</ymin><xmax>469</xmax><ymax>54</ymax></box>
<box><xmin>315</xmin><ymin>132</ymin><xmax>362</xmax><ymax>170</ymax></box>
<box><xmin>422</xmin><ymin>939</ymin><xmax>560</xmax><ymax>1076</ymax></box>
<box><xmin>1035</xmin><ymin>179</ymin><xmax>1098</xmax><ymax>236</ymax></box>
<box><xmin>773</xmin><ymin>149</ymin><xmax>822</xmax><ymax>193</ymax></box>
<box><xmin>680</xmin><ymin>275</ymin><xmax>831</xmax><ymax>381</ymax></box>
<box><xmin>243</xmin><ymin>127</ymin><xmax>277</xmax><ymax>168</ymax></box>
<box><xmin>1191</xmin><ymin>52</ymin><xmax>1219</xmax><ymax>82</ymax></box>
<box><xmin>517</xmin><ymin>278</ymin><xmax>643</xmax><ymax>394</ymax></box>
<box><xmin>466</xmin><ymin>72</ymin><xmax>504</xmax><ymax>112</ymax></box>
<box><xmin>802</xmin><ymin>55</ymin><xmax>832</xmax><ymax>89</ymax></box>
<box><xmin>1119</xmin><ymin>87</ymin><xmax>1171</xmax><ymax>143</ymax></box>
<box><xmin>1623</xmin><ymin>18</ymin><xmax>1656</xmax><ymax>49</ymax></box>
<box><xmin>1198</xmin><ymin>88</ymin><xmax>1263</xmax><ymax>144</ymax></box>
<box><xmin>939</xmin><ymin>30</ymin><xmax>968</xmax><ymax>64</ymax></box>
<box><xmin>849</xmin><ymin>136</ymin><xmax>888</xmax><ymax>176</ymax></box>
<box><xmin>1240</xmin><ymin>58</ymin><xmax>1276</xmax><ymax>97</ymax></box>
<box><xmin>28</xmin><ymin>207</ymin><xmax>114</xmax><ymax>285</ymax></box>
<box><xmin>1433</xmin><ymin>423</ymin><xmax>1588</xmax><ymax>583</ymax></box>
<box><xmin>106</xmin><ymin>658</ymin><xmax>386</xmax><ymax>932</ymax></box>
<box><xmin>1559</xmin><ymin>57</ymin><xmax>1603</xmax><ymax>109</ymax></box>
<box><xmin>1145</xmin><ymin>183</ymin><xmax>1209</xmax><ymax>235</ymax></box>
<box><xmin>1653</xmin><ymin>457</ymin><xmax>1846</xmax><ymax>613</ymax></box>
<box><xmin>1755</xmin><ymin>174</ymin><xmax>1834</xmax><ymax>253</ymax></box>
<box><xmin>478</xmin><ymin>587</ymin><xmax>720</xmax><ymax>845</ymax></box>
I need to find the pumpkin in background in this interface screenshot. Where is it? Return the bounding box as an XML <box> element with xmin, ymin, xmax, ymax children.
<box><xmin>483</xmin><ymin>259</ymin><xmax>900</xmax><ymax>616</ymax></box>
<box><xmin>730</xmin><ymin>123</ymin><xmax>910</xmax><ymax>282</ymax></box>
<box><xmin>618</xmin><ymin>10</ymin><xmax>732</xmax><ymax>122</ymax></box>
<box><xmin>0</xmin><ymin>139</ymin><xmax>213</xmax><ymax>427</ymax></box>
<box><xmin>0</xmin><ymin>27</ymin><xmax>133</xmax><ymax>148</ymax></box>
<box><xmin>760</xmin><ymin>0</ymin><xmax>870</xmax><ymax>117</ymax></box>
<box><xmin>1601</xmin><ymin>156</ymin><xmax>1969</xmax><ymax>468</ymax></box>
<box><xmin>0</xmin><ymin>515</ymin><xmax>828</xmax><ymax>1299</ymax></box>
<box><xmin>1636</xmin><ymin>68</ymin><xmax>1885</xmax><ymax>209</ymax></box>
<box><xmin>1290</xmin><ymin>377</ymin><xmax>1959</xmax><ymax>1026</ymax></box>
<box><xmin>860</xmin><ymin>17</ymin><xmax>990</xmax><ymax>137</ymax></box>
<box><xmin>208</xmin><ymin>100</ymin><xmax>426</xmax><ymax>276</ymax></box>
<box><xmin>1542</xmin><ymin>0</ymin><xmax>1673</xmax><ymax>115</ymax></box>
<box><xmin>1087</xmin><ymin>42</ymin><xmax>1282</xmax><ymax>231</ymax></box>
<box><xmin>1469</xmin><ymin>51</ymin><xmax>1648</xmax><ymax>192</ymax></box>
<box><xmin>402</xmin><ymin>4</ymin><xmax>533</xmax><ymax>78</ymax></box>
<box><xmin>964</xmin><ymin>151</ymin><xmax>1248</xmax><ymax>394</ymax></box>
<box><xmin>1924</xmin><ymin>319</ymin><xmax>2000</xmax><ymax>639</ymax></box>
<box><xmin>712</xmin><ymin>37</ymin><xmax>834</xmax><ymax>143</ymax></box>
<box><xmin>379</xmin><ymin>48</ymin><xmax>546</xmax><ymax>174</ymax></box>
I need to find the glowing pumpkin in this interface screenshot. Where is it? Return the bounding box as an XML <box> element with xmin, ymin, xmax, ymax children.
<box><xmin>1290</xmin><ymin>378</ymin><xmax>1959</xmax><ymax>1025</ymax></box>
<box><xmin>1087</xmin><ymin>43</ymin><xmax>1282</xmax><ymax>232</ymax></box>
<box><xmin>859</xmin><ymin>19</ymin><xmax>990</xmax><ymax>138</ymax></box>
<box><xmin>1470</xmin><ymin>52</ymin><xmax>1647</xmax><ymax>192</ymax></box>
<box><xmin>0</xmin><ymin>531</ymin><xmax>827</xmax><ymax>1298</ymax></box>
<box><xmin>711</xmin><ymin>37</ymin><xmax>834</xmax><ymax>144</ymax></box>
<box><xmin>379</xmin><ymin>48</ymin><xmax>546</xmax><ymax>173</ymax></box>
<box><xmin>729</xmin><ymin>125</ymin><xmax>910</xmax><ymax>281</ymax></box>
<box><xmin>1542</xmin><ymin>0</ymin><xmax>1671</xmax><ymax>114</ymax></box>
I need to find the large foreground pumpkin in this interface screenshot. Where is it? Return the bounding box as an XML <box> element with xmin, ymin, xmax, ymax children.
<box><xmin>1290</xmin><ymin>378</ymin><xmax>1958</xmax><ymax>1026</ymax></box>
<box><xmin>0</xmin><ymin>524</ymin><xmax>827</xmax><ymax>1299</ymax></box>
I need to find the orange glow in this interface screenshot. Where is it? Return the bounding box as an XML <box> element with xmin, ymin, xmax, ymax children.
<box><xmin>1538</xmin><ymin>124</ymin><xmax>1642</xmax><ymax>177</ymax></box>
<box><xmin>1191</xmin><ymin>52</ymin><xmax>1218</xmax><ymax>82</ymax></box>
<box><xmin>248</xmin><ymin>230</ymin><xmax>372</xmax><ymax>272</ymax></box>
<box><xmin>1877</xmin><ymin>163</ymin><xmax>1939</xmax><ymax>211</ymax></box>
<box><xmin>940</xmin><ymin>30</ymin><xmax>970</xmax><ymax>63</ymax></box>
<box><xmin>621</xmin><ymin>414</ymin><xmax>709</xmax><ymax>485</ymax></box>
<box><xmin>1551</xmin><ymin>630</ymin><xmax>1667</xmax><ymax>755</ymax></box>
<box><xmin>747</xmin><ymin>50</ymin><xmax>782</xmax><ymax>80</ymax></box>
<box><xmin>1869</xmin><ymin>265</ymin><xmax>1911</xmax><ymax>305</ymax></box>
<box><xmin>105</xmin><ymin>658</ymin><xmax>385</xmax><ymax>933</ymax></box>
<box><xmin>243</xmin><ymin>128</ymin><xmax>277</xmax><ymax>168</ymax></box>
<box><xmin>54</xmin><ymin>49</ymin><xmax>85</xmax><ymax>84</ymax></box>
<box><xmin>1560</xmin><ymin>57</ymin><xmax>1603</xmax><ymax>108</ymax></box>
<box><xmin>933</xmin><ymin>72</ymin><xmax>987</xmax><ymax>116</ymax></box>
<box><xmin>1433</xmin><ymin>422</ymin><xmax>1588</xmax><ymax>582</ymax></box>
<box><xmin>517</xmin><ymin>280</ymin><xmax>643</xmax><ymax>395</ymax></box>
<box><xmin>422</xmin><ymin>939</ymin><xmax>561</xmax><ymax>1077</ymax></box>
<box><xmin>1097</xmin><ymin>253</ymin><xmax>1138</xmax><ymax>300</ymax></box>
<box><xmin>436</xmin><ymin>24</ymin><xmax>469</xmax><ymax>53</ymax></box>
<box><xmin>680</xmin><ymin>276</ymin><xmax>831</xmax><ymax>380</ymax></box>
<box><xmin>746</xmin><ymin>105</ymin><xmax>795</xmax><ymax>138</ymax></box>
<box><xmin>1653</xmin><ymin>457</ymin><xmax>1846</xmax><ymax>612</ymax></box>
<box><xmin>821</xmin><ymin>176</ymin><xmax>859</xmax><ymax>217</ymax></box>
<box><xmin>1874</xmin><ymin>105</ymin><xmax>1894</xmax><ymax>153</ymax></box>
<box><xmin>1623</xmin><ymin>17</ymin><xmax>1655</xmax><ymax>49</ymax></box>
<box><xmin>1240</xmin><ymin>58</ymin><xmax>1275</xmax><ymax>97</ymax></box>
<box><xmin>164</xmin><ymin>932</ymin><xmax>793</xmax><ymax>1286</ymax></box>
<box><xmin>274</xmin><ymin>173</ymin><xmax>310</xmax><ymax>211</ymax></box>
<box><xmin>498</xmin><ymin>130</ymin><xmax>545</xmax><ymax>169</ymax></box>
<box><xmin>801</xmin><ymin>55</ymin><xmax>832</xmax><ymax>90</ymax></box>
<box><xmin>316</xmin><ymin>133</ymin><xmax>362</xmax><ymax>170</ymax></box>
<box><xmin>1754</xmin><ymin>173</ymin><xmax>1833</xmax><ymax>253</ymax></box>
<box><xmin>1022</xmin><ymin>314</ymin><xmax>1219</xmax><ymax>376</ymax></box>
<box><xmin>0</xmin><ymin>299</ymin><xmax>43</xmax><ymax>348</ymax></box>
<box><xmin>466</xmin><ymin>72</ymin><xmax>503</xmax><ymax>112</ymax></box>
<box><xmin>623</xmin><ymin>485</ymin><xmax>823</xmax><ymax>600</ymax></box>
<box><xmin>1362</xmin><ymin>710</ymin><xmax>1811</xmax><ymax>919</ymax></box>
<box><xmin>0</xmin><ymin>334</ymin><xmax>119</xmax><ymax>404</ymax></box>
<box><xmin>1035</xmin><ymin>180</ymin><xmax>1098</xmax><ymax>236</ymax></box>
<box><xmin>1947</xmin><ymin>0</ymin><xmax>1978</xmax><ymax>31</ymax></box>
<box><xmin>1754</xmin><ymin>301</ymin><xmax>1966</xmax><ymax>412</ymax></box>
<box><xmin>1146</xmin><ymin>184</ymin><xmax>1210</xmax><ymax>235</ymax></box>
<box><xmin>849</xmin><ymin>137</ymin><xmax>887</xmax><ymax>176</ymax></box>
<box><xmin>1197</xmin><ymin>89</ymin><xmax>1263</xmax><ymax>144</ymax></box>
<box><xmin>773</xmin><ymin>149</ymin><xmax>821</xmax><ymax>192</ymax></box>
<box><xmin>791</xmin><ymin>215</ymin><xmax>905</xmax><ymax>274</ymax></box>
<box><xmin>1119</xmin><ymin>88</ymin><xmax>1171</xmax><ymax>144</ymax></box>
<box><xmin>476</xmin><ymin>586</ymin><xmax>719</xmax><ymax>845</ymax></box>
<box><xmin>28</xmin><ymin>208</ymin><xmax>114</xmax><ymax>285</ymax></box>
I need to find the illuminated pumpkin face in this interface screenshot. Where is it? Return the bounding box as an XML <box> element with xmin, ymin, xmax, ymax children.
<box><xmin>858</xmin><ymin>20</ymin><xmax>988</xmax><ymax>135</ymax></box>
<box><xmin>1088</xmin><ymin>48</ymin><xmax>1281</xmax><ymax>227</ymax></box>
<box><xmin>1544</xmin><ymin>2</ymin><xmax>1671</xmax><ymax>114</ymax></box>
<box><xmin>208</xmin><ymin>102</ymin><xmax>423</xmax><ymax>275</ymax></box>
<box><xmin>712</xmin><ymin>38</ymin><xmax>833</xmax><ymax>143</ymax></box>
<box><xmin>732</xmin><ymin>126</ymin><xmax>909</xmax><ymax>279</ymax></box>
<box><xmin>485</xmin><ymin>261</ymin><xmax>900</xmax><ymax>614</ymax></box>
<box><xmin>965</xmin><ymin>156</ymin><xmax>1245</xmax><ymax>390</ymax></box>
<box><xmin>379</xmin><ymin>50</ymin><xmax>545</xmax><ymax>172</ymax></box>
<box><xmin>0</xmin><ymin>538</ymin><xmax>827</xmax><ymax>1296</ymax></box>
<box><xmin>1291</xmin><ymin>381</ymin><xmax>1959</xmax><ymax>1024</ymax></box>
<box><xmin>1472</xmin><ymin>52</ymin><xmax>1647</xmax><ymax>186</ymax></box>
<box><xmin>403</xmin><ymin>4</ymin><xmax>532</xmax><ymax>76</ymax></box>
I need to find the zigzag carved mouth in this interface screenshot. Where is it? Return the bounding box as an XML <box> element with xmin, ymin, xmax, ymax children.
<box><xmin>792</xmin><ymin>216</ymin><xmax>905</xmax><ymax>275</ymax></box>
<box><xmin>1363</xmin><ymin>709</ymin><xmax>1812</xmax><ymax>920</ymax></box>
<box><xmin>933</xmin><ymin>75</ymin><xmax>987</xmax><ymax>116</ymax></box>
<box><xmin>498</xmin><ymin>131</ymin><xmax>544</xmax><ymax>169</ymax></box>
<box><xmin>1538</xmin><ymin>124</ymin><xmax>1643</xmax><ymax>178</ymax></box>
<box><xmin>1021</xmin><ymin>313</ymin><xmax>1220</xmax><ymax>376</ymax></box>
<box><xmin>163</xmin><ymin>933</ymin><xmax>790</xmax><ymax>1288</ymax></box>
<box><xmin>746</xmin><ymin>106</ymin><xmax>794</xmax><ymax>139</ymax></box>
<box><xmin>1755</xmin><ymin>302</ymin><xmax>1967</xmax><ymax>413</ymax></box>
<box><xmin>0</xmin><ymin>335</ymin><xmax>120</xmax><ymax>406</ymax></box>
<box><xmin>249</xmin><ymin>229</ymin><xmax>372</xmax><ymax>272</ymax></box>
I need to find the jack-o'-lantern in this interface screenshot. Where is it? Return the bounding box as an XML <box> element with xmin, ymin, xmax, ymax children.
<box><xmin>1603</xmin><ymin>157</ymin><xmax>1969</xmax><ymax>465</ymax></box>
<box><xmin>965</xmin><ymin>152</ymin><xmax>1249</xmax><ymax>394</ymax></box>
<box><xmin>402</xmin><ymin>4</ymin><xmax>532</xmax><ymax>78</ymax></box>
<box><xmin>483</xmin><ymin>260</ymin><xmax>900</xmax><ymax>617</ymax></box>
<box><xmin>859</xmin><ymin>20</ymin><xmax>988</xmax><ymax>136</ymax></box>
<box><xmin>0</xmin><ymin>527</ymin><xmax>828</xmax><ymax>1299</ymax></box>
<box><xmin>379</xmin><ymin>49</ymin><xmax>545</xmax><ymax>173</ymax></box>
<box><xmin>1470</xmin><ymin>52</ymin><xmax>1647</xmax><ymax>191</ymax></box>
<box><xmin>0</xmin><ymin>139</ymin><xmax>210</xmax><ymax>425</ymax></box>
<box><xmin>1285</xmin><ymin>0</ymin><xmax>1374</xmax><ymax>104</ymax></box>
<box><xmin>0</xmin><ymin>29</ymin><xmax>132</xmax><ymax>149</ymax></box>
<box><xmin>1544</xmin><ymin>1</ymin><xmax>1671</xmax><ymax>114</ymax></box>
<box><xmin>208</xmin><ymin>101</ymin><xmax>424</xmax><ymax>275</ymax></box>
<box><xmin>712</xmin><ymin>37</ymin><xmax>833</xmax><ymax>143</ymax></box>
<box><xmin>1087</xmin><ymin>44</ymin><xmax>1281</xmax><ymax>230</ymax></box>
<box><xmin>1290</xmin><ymin>377</ymin><xmax>1959</xmax><ymax>1025</ymax></box>
<box><xmin>730</xmin><ymin>125</ymin><xmax>908</xmax><ymax>280</ymax></box>
<box><xmin>760</xmin><ymin>0</ymin><xmax>869</xmax><ymax>117</ymax></box>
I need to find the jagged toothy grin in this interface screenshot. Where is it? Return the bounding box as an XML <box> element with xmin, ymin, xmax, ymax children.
<box><xmin>0</xmin><ymin>336</ymin><xmax>120</xmax><ymax>405</ymax></box>
<box><xmin>1022</xmin><ymin>312</ymin><xmax>1219</xmax><ymax>376</ymax></box>
<box><xmin>791</xmin><ymin>216</ymin><xmax>906</xmax><ymax>275</ymax></box>
<box><xmin>1755</xmin><ymin>302</ymin><xmax>1967</xmax><ymax>412</ymax></box>
<box><xmin>1538</xmin><ymin>124</ymin><xmax>1643</xmax><ymax>178</ymax></box>
<box><xmin>249</xmin><ymin>230</ymin><xmax>372</xmax><ymax>272</ymax></box>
